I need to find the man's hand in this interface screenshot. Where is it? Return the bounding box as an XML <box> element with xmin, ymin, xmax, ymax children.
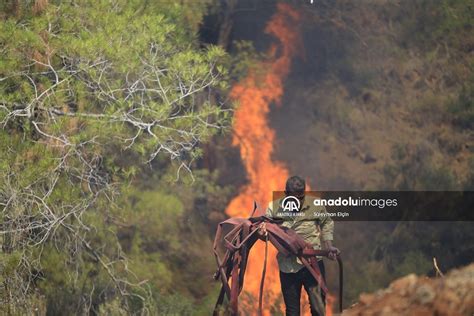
<box><xmin>324</xmin><ymin>241</ymin><xmax>340</xmax><ymax>260</ymax></box>
<box><xmin>257</xmin><ymin>222</ymin><xmax>268</xmax><ymax>238</ymax></box>
<box><xmin>327</xmin><ymin>246</ymin><xmax>340</xmax><ymax>260</ymax></box>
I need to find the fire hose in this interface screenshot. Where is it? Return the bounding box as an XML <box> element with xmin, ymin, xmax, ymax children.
<box><xmin>213</xmin><ymin>214</ymin><xmax>343</xmax><ymax>315</ymax></box>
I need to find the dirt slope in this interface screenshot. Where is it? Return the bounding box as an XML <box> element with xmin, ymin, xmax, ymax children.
<box><xmin>342</xmin><ymin>263</ymin><xmax>474</xmax><ymax>316</ymax></box>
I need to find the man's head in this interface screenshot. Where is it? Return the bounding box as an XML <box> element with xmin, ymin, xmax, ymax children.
<box><xmin>285</xmin><ymin>176</ymin><xmax>306</xmax><ymax>199</ymax></box>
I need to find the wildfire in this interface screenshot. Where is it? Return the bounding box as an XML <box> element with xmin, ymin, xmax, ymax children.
<box><xmin>224</xmin><ymin>3</ymin><xmax>333</xmax><ymax>315</ymax></box>
<box><xmin>225</xmin><ymin>2</ymin><xmax>302</xmax><ymax>222</ymax></box>
<box><xmin>326</xmin><ymin>294</ymin><xmax>336</xmax><ymax>316</ymax></box>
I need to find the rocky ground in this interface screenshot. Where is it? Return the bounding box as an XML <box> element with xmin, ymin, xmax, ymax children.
<box><xmin>342</xmin><ymin>263</ymin><xmax>474</xmax><ymax>316</ymax></box>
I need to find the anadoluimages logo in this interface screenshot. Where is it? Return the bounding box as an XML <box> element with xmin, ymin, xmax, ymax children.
<box><xmin>281</xmin><ymin>195</ymin><xmax>301</xmax><ymax>212</ymax></box>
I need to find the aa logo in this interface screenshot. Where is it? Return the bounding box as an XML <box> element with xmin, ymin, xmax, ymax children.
<box><xmin>281</xmin><ymin>196</ymin><xmax>301</xmax><ymax>212</ymax></box>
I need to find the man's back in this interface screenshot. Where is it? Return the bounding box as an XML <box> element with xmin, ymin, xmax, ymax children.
<box><xmin>266</xmin><ymin>195</ymin><xmax>334</xmax><ymax>273</ymax></box>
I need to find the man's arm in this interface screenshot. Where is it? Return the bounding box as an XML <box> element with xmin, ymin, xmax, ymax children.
<box><xmin>319</xmin><ymin>206</ymin><xmax>340</xmax><ymax>260</ymax></box>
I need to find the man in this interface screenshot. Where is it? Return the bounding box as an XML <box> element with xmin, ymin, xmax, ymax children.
<box><xmin>259</xmin><ymin>176</ymin><xmax>340</xmax><ymax>316</ymax></box>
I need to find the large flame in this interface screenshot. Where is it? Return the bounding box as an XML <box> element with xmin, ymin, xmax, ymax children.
<box><xmin>224</xmin><ymin>3</ymin><xmax>333</xmax><ymax>315</ymax></box>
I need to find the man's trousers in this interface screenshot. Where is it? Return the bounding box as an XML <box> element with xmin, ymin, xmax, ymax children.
<box><xmin>279</xmin><ymin>260</ymin><xmax>326</xmax><ymax>316</ymax></box>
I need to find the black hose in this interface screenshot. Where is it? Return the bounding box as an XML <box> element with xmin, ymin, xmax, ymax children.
<box><xmin>337</xmin><ymin>256</ymin><xmax>343</xmax><ymax>313</ymax></box>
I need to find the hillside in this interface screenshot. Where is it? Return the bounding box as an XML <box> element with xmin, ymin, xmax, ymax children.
<box><xmin>213</xmin><ymin>0</ymin><xmax>474</xmax><ymax>308</ymax></box>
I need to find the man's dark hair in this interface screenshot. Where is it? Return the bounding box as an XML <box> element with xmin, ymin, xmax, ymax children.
<box><xmin>285</xmin><ymin>176</ymin><xmax>306</xmax><ymax>194</ymax></box>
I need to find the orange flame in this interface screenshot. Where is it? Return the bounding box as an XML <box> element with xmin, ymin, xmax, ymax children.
<box><xmin>326</xmin><ymin>294</ymin><xmax>335</xmax><ymax>316</ymax></box>
<box><xmin>226</xmin><ymin>2</ymin><xmax>302</xmax><ymax>219</ymax></box>
<box><xmin>225</xmin><ymin>3</ymin><xmax>299</xmax><ymax>314</ymax></box>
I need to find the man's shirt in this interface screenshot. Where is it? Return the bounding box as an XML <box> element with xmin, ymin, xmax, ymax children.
<box><xmin>265</xmin><ymin>196</ymin><xmax>334</xmax><ymax>273</ymax></box>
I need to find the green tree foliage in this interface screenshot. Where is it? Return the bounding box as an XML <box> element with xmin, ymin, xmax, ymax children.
<box><xmin>0</xmin><ymin>0</ymin><xmax>230</xmax><ymax>314</ymax></box>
